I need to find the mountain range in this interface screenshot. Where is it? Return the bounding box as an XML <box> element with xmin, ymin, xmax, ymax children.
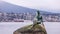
<box><xmin>0</xmin><ymin>1</ymin><xmax>59</xmax><ymax>14</ymax></box>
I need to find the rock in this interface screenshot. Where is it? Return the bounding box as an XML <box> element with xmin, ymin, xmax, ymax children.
<box><xmin>13</xmin><ymin>24</ymin><xmax>47</xmax><ymax>34</ymax></box>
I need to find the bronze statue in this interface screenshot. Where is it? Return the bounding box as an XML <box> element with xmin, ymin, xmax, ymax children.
<box><xmin>33</xmin><ymin>11</ymin><xmax>43</xmax><ymax>26</ymax></box>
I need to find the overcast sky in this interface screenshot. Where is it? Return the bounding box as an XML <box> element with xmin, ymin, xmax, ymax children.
<box><xmin>1</xmin><ymin>0</ymin><xmax>60</xmax><ymax>13</ymax></box>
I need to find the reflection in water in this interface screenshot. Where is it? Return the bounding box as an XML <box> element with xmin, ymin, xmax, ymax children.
<box><xmin>0</xmin><ymin>22</ymin><xmax>60</xmax><ymax>34</ymax></box>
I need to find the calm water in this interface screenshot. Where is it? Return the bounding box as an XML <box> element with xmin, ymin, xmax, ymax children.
<box><xmin>0</xmin><ymin>22</ymin><xmax>60</xmax><ymax>34</ymax></box>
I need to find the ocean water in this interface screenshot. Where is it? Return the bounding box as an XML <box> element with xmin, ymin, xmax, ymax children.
<box><xmin>0</xmin><ymin>22</ymin><xmax>60</xmax><ymax>34</ymax></box>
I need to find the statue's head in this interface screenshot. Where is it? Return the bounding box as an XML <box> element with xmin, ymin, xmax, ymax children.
<box><xmin>37</xmin><ymin>11</ymin><xmax>40</xmax><ymax>16</ymax></box>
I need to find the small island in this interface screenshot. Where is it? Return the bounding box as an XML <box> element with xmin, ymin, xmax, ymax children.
<box><xmin>13</xmin><ymin>11</ymin><xmax>47</xmax><ymax>34</ymax></box>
